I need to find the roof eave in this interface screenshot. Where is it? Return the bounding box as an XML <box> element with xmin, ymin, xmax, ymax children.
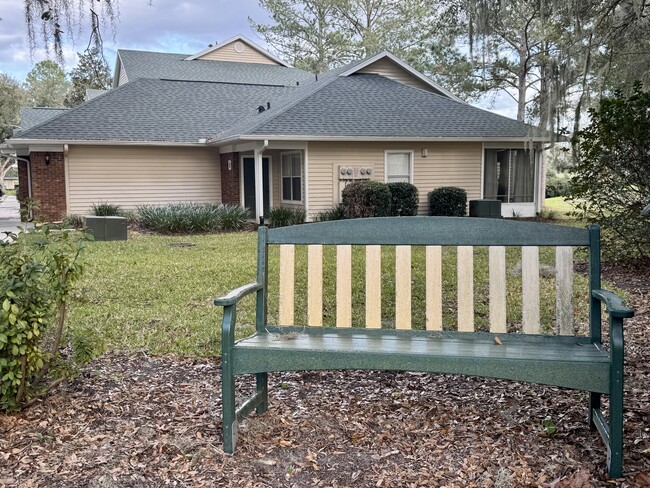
<box><xmin>211</xmin><ymin>134</ymin><xmax>552</xmax><ymax>145</ymax></box>
<box><xmin>7</xmin><ymin>138</ymin><xmax>210</xmax><ymax>147</ymax></box>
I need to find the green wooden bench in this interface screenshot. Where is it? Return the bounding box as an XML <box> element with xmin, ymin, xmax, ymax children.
<box><xmin>214</xmin><ymin>217</ymin><xmax>634</xmax><ymax>477</ymax></box>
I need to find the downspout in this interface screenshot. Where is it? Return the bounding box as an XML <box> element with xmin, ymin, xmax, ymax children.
<box><xmin>4</xmin><ymin>155</ymin><xmax>32</xmax><ymax>199</ymax></box>
<box><xmin>254</xmin><ymin>139</ymin><xmax>269</xmax><ymax>224</ymax></box>
<box><xmin>63</xmin><ymin>144</ymin><xmax>70</xmax><ymax>214</ymax></box>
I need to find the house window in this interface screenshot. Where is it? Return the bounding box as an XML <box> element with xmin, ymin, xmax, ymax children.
<box><xmin>483</xmin><ymin>148</ymin><xmax>536</xmax><ymax>203</ymax></box>
<box><xmin>281</xmin><ymin>152</ymin><xmax>302</xmax><ymax>202</ymax></box>
<box><xmin>385</xmin><ymin>151</ymin><xmax>412</xmax><ymax>183</ymax></box>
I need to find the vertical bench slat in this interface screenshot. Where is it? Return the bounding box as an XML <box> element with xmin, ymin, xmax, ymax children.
<box><xmin>279</xmin><ymin>244</ymin><xmax>295</xmax><ymax>325</ymax></box>
<box><xmin>425</xmin><ymin>246</ymin><xmax>442</xmax><ymax>331</ymax></box>
<box><xmin>336</xmin><ymin>245</ymin><xmax>352</xmax><ymax>327</ymax></box>
<box><xmin>457</xmin><ymin>246</ymin><xmax>474</xmax><ymax>331</ymax></box>
<box><xmin>395</xmin><ymin>245</ymin><xmax>412</xmax><ymax>329</ymax></box>
<box><xmin>307</xmin><ymin>244</ymin><xmax>323</xmax><ymax>326</ymax></box>
<box><xmin>522</xmin><ymin>246</ymin><xmax>541</xmax><ymax>333</ymax></box>
<box><xmin>489</xmin><ymin>246</ymin><xmax>507</xmax><ymax>333</ymax></box>
<box><xmin>556</xmin><ymin>246</ymin><xmax>574</xmax><ymax>335</ymax></box>
<box><xmin>365</xmin><ymin>245</ymin><xmax>382</xmax><ymax>328</ymax></box>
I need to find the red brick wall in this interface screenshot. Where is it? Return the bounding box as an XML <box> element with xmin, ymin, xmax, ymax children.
<box><xmin>17</xmin><ymin>158</ymin><xmax>29</xmax><ymax>202</ymax></box>
<box><xmin>220</xmin><ymin>152</ymin><xmax>240</xmax><ymax>205</ymax></box>
<box><xmin>29</xmin><ymin>151</ymin><xmax>66</xmax><ymax>222</ymax></box>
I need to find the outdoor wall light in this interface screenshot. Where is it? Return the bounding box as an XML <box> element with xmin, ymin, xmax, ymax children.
<box><xmin>228</xmin><ymin>159</ymin><xmax>232</xmax><ymax>170</ymax></box>
<box><xmin>44</xmin><ymin>153</ymin><xmax>51</xmax><ymax>165</ymax></box>
<box><xmin>421</xmin><ymin>147</ymin><xmax>428</xmax><ymax>158</ymax></box>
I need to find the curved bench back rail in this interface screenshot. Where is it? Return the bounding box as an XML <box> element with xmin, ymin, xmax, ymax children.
<box><xmin>262</xmin><ymin>217</ymin><xmax>600</xmax><ymax>338</ymax></box>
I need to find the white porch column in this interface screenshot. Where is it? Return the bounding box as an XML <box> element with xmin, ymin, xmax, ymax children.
<box><xmin>254</xmin><ymin>140</ymin><xmax>269</xmax><ymax>223</ymax></box>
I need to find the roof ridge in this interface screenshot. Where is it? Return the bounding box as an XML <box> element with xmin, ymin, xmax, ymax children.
<box><xmin>211</xmin><ymin>72</ymin><xmax>343</xmax><ymax>142</ymax></box>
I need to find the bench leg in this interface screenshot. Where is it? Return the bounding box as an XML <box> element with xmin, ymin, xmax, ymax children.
<box><xmin>256</xmin><ymin>372</ymin><xmax>268</xmax><ymax>414</ymax></box>
<box><xmin>588</xmin><ymin>392</ymin><xmax>601</xmax><ymax>429</ymax></box>
<box><xmin>222</xmin><ymin>366</ymin><xmax>237</xmax><ymax>454</ymax></box>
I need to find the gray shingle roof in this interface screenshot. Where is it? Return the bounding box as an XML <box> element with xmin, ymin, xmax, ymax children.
<box><xmin>118</xmin><ymin>49</ymin><xmax>315</xmax><ymax>87</ymax></box>
<box><xmin>16</xmin><ymin>79</ymin><xmax>293</xmax><ymax>143</ymax></box>
<box><xmin>18</xmin><ymin>107</ymin><xmax>69</xmax><ymax>132</ymax></box>
<box><xmin>216</xmin><ymin>74</ymin><xmax>545</xmax><ymax>140</ymax></box>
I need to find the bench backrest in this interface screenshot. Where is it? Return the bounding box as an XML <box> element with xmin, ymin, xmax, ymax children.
<box><xmin>257</xmin><ymin>217</ymin><xmax>601</xmax><ymax>340</ymax></box>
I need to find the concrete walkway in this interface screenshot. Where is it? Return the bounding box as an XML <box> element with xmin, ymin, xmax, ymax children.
<box><xmin>0</xmin><ymin>195</ymin><xmax>32</xmax><ymax>237</ymax></box>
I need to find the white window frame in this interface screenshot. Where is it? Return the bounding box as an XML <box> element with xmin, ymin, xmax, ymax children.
<box><xmin>281</xmin><ymin>150</ymin><xmax>303</xmax><ymax>204</ymax></box>
<box><xmin>384</xmin><ymin>150</ymin><xmax>414</xmax><ymax>184</ymax></box>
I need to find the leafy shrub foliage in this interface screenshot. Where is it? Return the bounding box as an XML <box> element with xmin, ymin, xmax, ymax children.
<box><xmin>136</xmin><ymin>203</ymin><xmax>249</xmax><ymax>233</ymax></box>
<box><xmin>91</xmin><ymin>201</ymin><xmax>122</xmax><ymax>217</ymax></box>
<box><xmin>268</xmin><ymin>206</ymin><xmax>306</xmax><ymax>227</ymax></box>
<box><xmin>387</xmin><ymin>182</ymin><xmax>419</xmax><ymax>216</ymax></box>
<box><xmin>428</xmin><ymin>187</ymin><xmax>467</xmax><ymax>216</ymax></box>
<box><xmin>316</xmin><ymin>204</ymin><xmax>346</xmax><ymax>221</ymax></box>
<box><xmin>0</xmin><ymin>227</ymin><xmax>90</xmax><ymax>411</ymax></box>
<box><xmin>569</xmin><ymin>83</ymin><xmax>650</xmax><ymax>261</ymax></box>
<box><xmin>341</xmin><ymin>181</ymin><xmax>391</xmax><ymax>218</ymax></box>
<box><xmin>545</xmin><ymin>170</ymin><xmax>572</xmax><ymax>198</ymax></box>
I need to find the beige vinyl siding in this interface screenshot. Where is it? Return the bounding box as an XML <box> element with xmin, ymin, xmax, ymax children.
<box><xmin>118</xmin><ymin>61</ymin><xmax>128</xmax><ymax>86</ymax></box>
<box><xmin>67</xmin><ymin>146</ymin><xmax>221</xmax><ymax>214</ymax></box>
<box><xmin>197</xmin><ymin>41</ymin><xmax>279</xmax><ymax>64</ymax></box>
<box><xmin>357</xmin><ymin>58</ymin><xmax>434</xmax><ymax>92</ymax></box>
<box><xmin>306</xmin><ymin>141</ymin><xmax>482</xmax><ymax>219</ymax></box>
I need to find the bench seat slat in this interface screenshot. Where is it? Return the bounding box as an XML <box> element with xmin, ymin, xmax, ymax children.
<box><xmin>233</xmin><ymin>327</ymin><xmax>610</xmax><ymax>393</ymax></box>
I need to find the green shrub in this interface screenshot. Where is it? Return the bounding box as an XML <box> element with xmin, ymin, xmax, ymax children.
<box><xmin>570</xmin><ymin>83</ymin><xmax>650</xmax><ymax>261</ymax></box>
<box><xmin>61</xmin><ymin>213</ymin><xmax>84</xmax><ymax>229</ymax></box>
<box><xmin>316</xmin><ymin>204</ymin><xmax>347</xmax><ymax>221</ymax></box>
<box><xmin>428</xmin><ymin>187</ymin><xmax>467</xmax><ymax>216</ymax></box>
<box><xmin>545</xmin><ymin>170</ymin><xmax>572</xmax><ymax>198</ymax></box>
<box><xmin>136</xmin><ymin>203</ymin><xmax>249</xmax><ymax>233</ymax></box>
<box><xmin>91</xmin><ymin>201</ymin><xmax>122</xmax><ymax>217</ymax></box>
<box><xmin>387</xmin><ymin>182</ymin><xmax>419</xmax><ymax>216</ymax></box>
<box><xmin>0</xmin><ymin>227</ymin><xmax>89</xmax><ymax>411</ymax></box>
<box><xmin>268</xmin><ymin>207</ymin><xmax>306</xmax><ymax>227</ymax></box>
<box><xmin>341</xmin><ymin>181</ymin><xmax>391</xmax><ymax>219</ymax></box>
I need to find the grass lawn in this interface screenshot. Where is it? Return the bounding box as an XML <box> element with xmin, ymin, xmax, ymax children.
<box><xmin>68</xmin><ymin>227</ymin><xmax>597</xmax><ymax>357</ymax></box>
<box><xmin>544</xmin><ymin>196</ymin><xmax>581</xmax><ymax>219</ymax></box>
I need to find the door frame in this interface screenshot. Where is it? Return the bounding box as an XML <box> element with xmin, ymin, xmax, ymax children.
<box><xmin>239</xmin><ymin>154</ymin><xmax>273</xmax><ymax>214</ymax></box>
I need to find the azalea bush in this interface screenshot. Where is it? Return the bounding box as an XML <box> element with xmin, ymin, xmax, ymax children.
<box><xmin>0</xmin><ymin>227</ymin><xmax>90</xmax><ymax>411</ymax></box>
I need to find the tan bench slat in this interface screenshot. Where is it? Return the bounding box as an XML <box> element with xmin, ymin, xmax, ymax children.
<box><xmin>365</xmin><ymin>245</ymin><xmax>381</xmax><ymax>328</ymax></box>
<box><xmin>425</xmin><ymin>246</ymin><xmax>442</xmax><ymax>331</ymax></box>
<box><xmin>556</xmin><ymin>246</ymin><xmax>574</xmax><ymax>335</ymax></box>
<box><xmin>307</xmin><ymin>244</ymin><xmax>323</xmax><ymax>326</ymax></box>
<box><xmin>336</xmin><ymin>245</ymin><xmax>352</xmax><ymax>327</ymax></box>
<box><xmin>522</xmin><ymin>246</ymin><xmax>541</xmax><ymax>334</ymax></box>
<box><xmin>279</xmin><ymin>244</ymin><xmax>295</xmax><ymax>325</ymax></box>
<box><xmin>457</xmin><ymin>246</ymin><xmax>474</xmax><ymax>331</ymax></box>
<box><xmin>489</xmin><ymin>246</ymin><xmax>507</xmax><ymax>333</ymax></box>
<box><xmin>395</xmin><ymin>245</ymin><xmax>412</xmax><ymax>330</ymax></box>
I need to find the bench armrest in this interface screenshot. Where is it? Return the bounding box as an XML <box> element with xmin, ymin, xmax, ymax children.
<box><xmin>592</xmin><ymin>289</ymin><xmax>635</xmax><ymax>319</ymax></box>
<box><xmin>214</xmin><ymin>282</ymin><xmax>262</xmax><ymax>307</ymax></box>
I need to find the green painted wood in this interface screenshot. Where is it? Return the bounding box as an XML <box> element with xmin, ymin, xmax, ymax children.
<box><xmin>236</xmin><ymin>389</ymin><xmax>266</xmax><ymax>422</ymax></box>
<box><xmin>221</xmin><ymin>305</ymin><xmax>237</xmax><ymax>454</ymax></box>
<box><xmin>589</xmin><ymin>225</ymin><xmax>602</xmax><ymax>343</ymax></box>
<box><xmin>214</xmin><ymin>282</ymin><xmax>261</xmax><ymax>306</ymax></box>
<box><xmin>231</xmin><ymin>328</ymin><xmax>610</xmax><ymax>393</ymax></box>
<box><xmin>592</xmin><ymin>289</ymin><xmax>635</xmax><ymax>318</ymax></box>
<box><xmin>256</xmin><ymin>226</ymin><xmax>268</xmax><ymax>334</ymax></box>
<box><xmin>267</xmin><ymin>217</ymin><xmax>591</xmax><ymax>246</ymax></box>
<box><xmin>608</xmin><ymin>315</ymin><xmax>625</xmax><ymax>478</ymax></box>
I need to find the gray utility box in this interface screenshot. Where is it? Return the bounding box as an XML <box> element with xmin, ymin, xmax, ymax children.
<box><xmin>83</xmin><ymin>216</ymin><xmax>128</xmax><ymax>241</ymax></box>
<box><xmin>469</xmin><ymin>199</ymin><xmax>502</xmax><ymax>218</ymax></box>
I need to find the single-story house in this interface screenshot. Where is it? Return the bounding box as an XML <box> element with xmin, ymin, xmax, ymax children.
<box><xmin>6</xmin><ymin>35</ymin><xmax>549</xmax><ymax>222</ymax></box>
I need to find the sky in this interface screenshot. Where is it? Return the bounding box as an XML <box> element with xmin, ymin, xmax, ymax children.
<box><xmin>0</xmin><ymin>0</ymin><xmax>516</xmax><ymax>117</ymax></box>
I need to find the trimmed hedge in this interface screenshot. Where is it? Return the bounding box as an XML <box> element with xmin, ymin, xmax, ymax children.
<box><xmin>428</xmin><ymin>187</ymin><xmax>467</xmax><ymax>216</ymax></box>
<box><xmin>341</xmin><ymin>181</ymin><xmax>391</xmax><ymax>218</ymax></box>
<box><xmin>388</xmin><ymin>182</ymin><xmax>419</xmax><ymax>216</ymax></box>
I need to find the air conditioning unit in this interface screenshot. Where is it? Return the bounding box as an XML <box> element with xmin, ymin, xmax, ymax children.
<box><xmin>469</xmin><ymin>199</ymin><xmax>502</xmax><ymax>218</ymax></box>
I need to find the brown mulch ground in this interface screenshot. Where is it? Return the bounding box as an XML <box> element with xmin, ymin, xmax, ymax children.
<box><xmin>1</xmin><ymin>267</ymin><xmax>649</xmax><ymax>487</ymax></box>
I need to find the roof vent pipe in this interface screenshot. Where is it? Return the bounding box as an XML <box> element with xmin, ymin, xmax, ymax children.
<box><xmin>257</xmin><ymin>105</ymin><xmax>266</xmax><ymax>113</ymax></box>
<box><xmin>267</xmin><ymin>101</ymin><xmax>271</xmax><ymax>110</ymax></box>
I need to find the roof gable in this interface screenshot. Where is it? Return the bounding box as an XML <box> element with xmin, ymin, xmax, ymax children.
<box><xmin>339</xmin><ymin>51</ymin><xmax>463</xmax><ymax>102</ymax></box>
<box><xmin>185</xmin><ymin>35</ymin><xmax>291</xmax><ymax>67</ymax></box>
